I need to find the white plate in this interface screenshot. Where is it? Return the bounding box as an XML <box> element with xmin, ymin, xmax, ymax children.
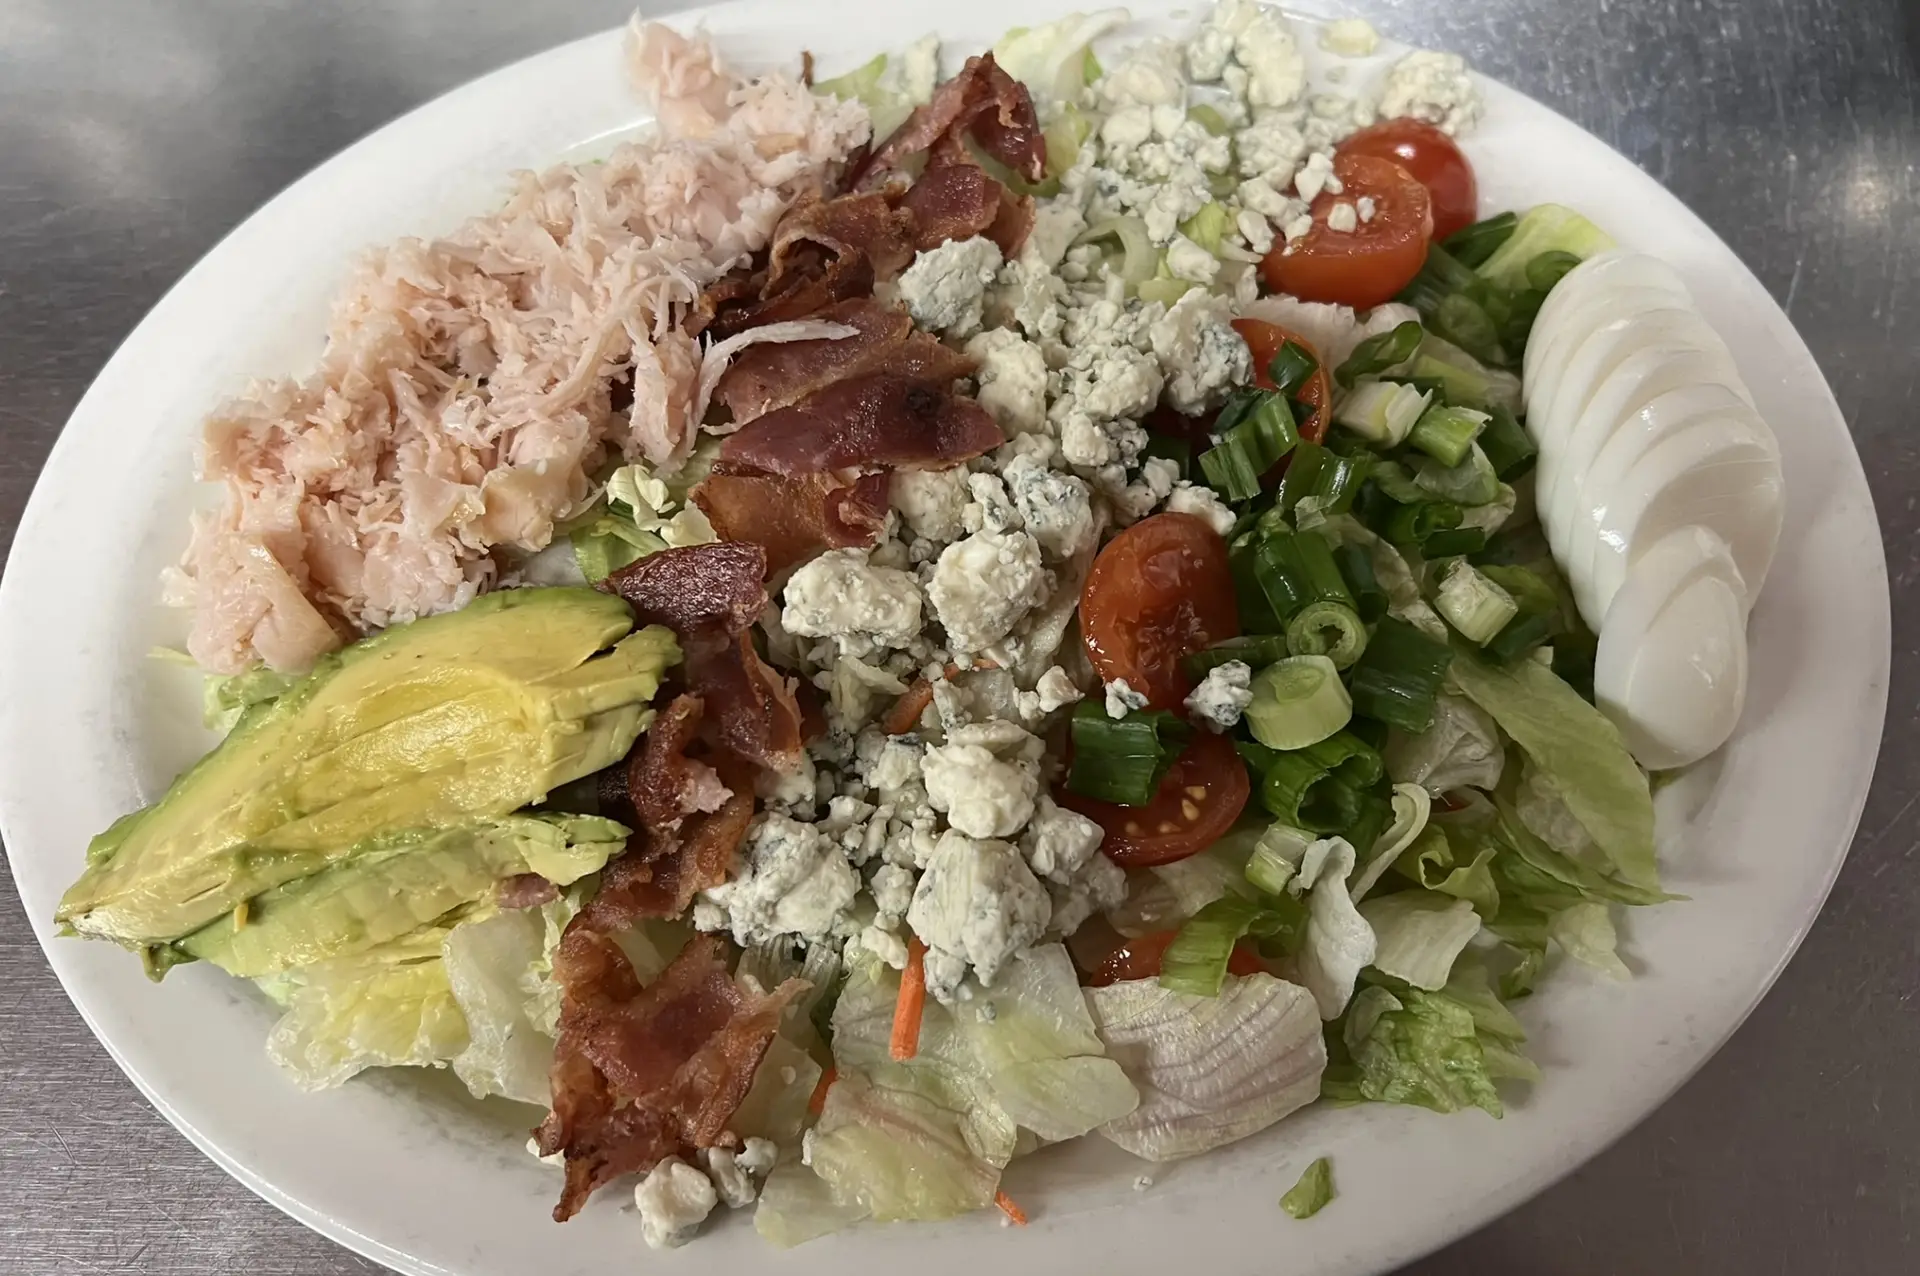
<box><xmin>0</xmin><ymin>2</ymin><xmax>1889</xmax><ymax>1274</ymax></box>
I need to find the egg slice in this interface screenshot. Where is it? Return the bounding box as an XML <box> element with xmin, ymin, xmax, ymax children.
<box><xmin>1578</xmin><ymin>412</ymin><xmax>1783</xmax><ymax>629</ymax></box>
<box><xmin>1525</xmin><ymin>250</ymin><xmax>1692</xmax><ymax>386</ymax></box>
<box><xmin>1594</xmin><ymin>525</ymin><xmax>1751</xmax><ymax>770</ymax></box>
<box><xmin>1524</xmin><ymin>288</ymin><xmax>1692</xmax><ymax>437</ymax></box>
<box><xmin>1539</xmin><ymin>342</ymin><xmax>1751</xmax><ymax>559</ymax></box>
<box><xmin>1532</xmin><ymin>307</ymin><xmax>1726</xmax><ymax>520</ymax></box>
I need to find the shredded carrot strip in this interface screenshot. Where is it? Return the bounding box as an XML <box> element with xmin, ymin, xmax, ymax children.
<box><xmin>890</xmin><ymin>938</ymin><xmax>929</xmax><ymax>1060</ymax></box>
<box><xmin>808</xmin><ymin>1065</ymin><xmax>836</xmax><ymax>1115</ymax></box>
<box><xmin>994</xmin><ymin>1190</ymin><xmax>1029</xmax><ymax>1225</ymax></box>
<box><xmin>881</xmin><ymin>660</ymin><xmax>997</xmax><ymax>736</ymax></box>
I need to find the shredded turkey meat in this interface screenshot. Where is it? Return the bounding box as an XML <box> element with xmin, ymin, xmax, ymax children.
<box><xmin>175</xmin><ymin>19</ymin><xmax>870</xmax><ymax>674</ymax></box>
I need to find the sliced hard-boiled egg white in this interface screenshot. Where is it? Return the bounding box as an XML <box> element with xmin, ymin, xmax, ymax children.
<box><xmin>1577</xmin><ymin>411</ymin><xmax>1783</xmax><ymax>630</ymax></box>
<box><xmin>1539</xmin><ymin>343</ymin><xmax>1751</xmax><ymax>557</ymax></box>
<box><xmin>1525</xmin><ymin>292</ymin><xmax>1703</xmax><ymax>442</ymax></box>
<box><xmin>1525</xmin><ymin>250</ymin><xmax>1692</xmax><ymax>386</ymax></box>
<box><xmin>1594</xmin><ymin>525</ymin><xmax>1751</xmax><ymax>769</ymax></box>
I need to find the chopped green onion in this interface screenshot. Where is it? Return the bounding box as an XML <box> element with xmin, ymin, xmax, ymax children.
<box><xmin>1181</xmin><ymin>634</ymin><xmax>1293</xmax><ymax>680</ymax></box>
<box><xmin>1064</xmin><ymin>701</ymin><xmax>1191</xmax><ymax>805</ymax></box>
<box><xmin>1179</xmin><ymin>201</ymin><xmax>1233</xmax><ymax>254</ymax></box>
<box><xmin>1335</xmin><ymin>320</ymin><xmax>1425</xmax><ymax>387</ymax></box>
<box><xmin>1413</xmin><ymin>443</ymin><xmax>1500</xmax><ymax>506</ymax></box>
<box><xmin>1300</xmin><ymin>730</ymin><xmax>1385</xmax><ymax>789</ymax></box>
<box><xmin>1286</xmin><ymin>601</ymin><xmax>1368</xmax><ymax>669</ymax></box>
<box><xmin>1435</xmin><ymin>560</ymin><xmax>1520</xmax><ymax>645</ymax></box>
<box><xmin>1343</xmin><ymin>792</ymin><xmax>1394</xmax><ymax>865</ymax></box>
<box><xmin>1478</xmin><ymin>565</ymin><xmax>1563</xmax><ymax>664</ymax></box>
<box><xmin>1138</xmin><ymin>275</ymin><xmax>1198</xmax><ymax>305</ymax></box>
<box><xmin>1482</xmin><ymin>608</ymin><xmax>1558</xmax><ymax>664</ymax></box>
<box><xmin>1396</xmin><ymin>239</ymin><xmax>1481</xmax><ymax>315</ymax></box>
<box><xmin>1275</xmin><ymin>442</ymin><xmax>1371</xmax><ymax>516</ymax></box>
<box><xmin>1250</xmin><ymin>531</ymin><xmax>1353</xmax><ymax>624</ymax></box>
<box><xmin>1266</xmin><ymin>341</ymin><xmax>1321</xmax><ymax>397</ymax></box>
<box><xmin>1159</xmin><ymin>895</ymin><xmax>1300</xmax><ymax>996</ymax></box>
<box><xmin>1333</xmin><ymin>542</ymin><xmax>1388</xmax><ymax>623</ymax></box>
<box><xmin>1381</xmin><ymin>499</ymin><xmax>1462</xmax><ymax>549</ymax></box>
<box><xmin>1245</xmin><ymin>655</ymin><xmax>1352</xmax><ymax>751</ymax></box>
<box><xmin>1246</xmin><ymin>823</ymin><xmax>1316</xmax><ymax>895</ymax></box>
<box><xmin>1201</xmin><ymin>392</ymin><xmax>1298</xmax><ymax>501</ymax></box>
<box><xmin>1258</xmin><ymin>752</ymin><xmax>1365</xmax><ymax>834</ymax></box>
<box><xmin>1478</xmin><ymin>564</ymin><xmax>1559</xmax><ymax>616</ymax></box>
<box><xmin>1142</xmin><ymin>431</ymin><xmax>1193</xmax><ymax>482</ymax></box>
<box><xmin>1076</xmin><ymin>215</ymin><xmax>1158</xmax><ymax>288</ymax></box>
<box><xmin>1333</xmin><ymin>381</ymin><xmax>1429</xmax><ymax>446</ymax></box>
<box><xmin>1188</xmin><ymin>103</ymin><xmax>1232</xmax><ymax>136</ymax></box>
<box><xmin>1368</xmin><ymin>459</ymin><xmax>1426</xmax><ymax>505</ymax></box>
<box><xmin>1477</xmin><ymin>405</ymin><xmax>1537</xmax><ymax>480</ymax></box>
<box><xmin>1442</xmin><ymin>211</ymin><xmax>1519</xmax><ymax>268</ymax></box>
<box><xmin>1230</xmin><ymin>537</ymin><xmax>1284</xmax><ymax>633</ymax></box>
<box><xmin>1407</xmin><ymin>353</ymin><xmax>1492</xmax><ymax>410</ymax></box>
<box><xmin>1497</xmin><ymin>287</ymin><xmax>1548</xmax><ymax>351</ymax></box>
<box><xmin>1349</xmin><ymin>616</ymin><xmax>1453</xmax><ymax>732</ymax></box>
<box><xmin>1525</xmin><ymin>249</ymin><xmax>1583</xmax><ymax>293</ymax></box>
<box><xmin>1432</xmin><ymin>292</ymin><xmax>1507</xmax><ymax>368</ymax></box>
<box><xmin>1408</xmin><ymin>404</ymin><xmax>1492</xmax><ymax>467</ymax></box>
<box><xmin>1475</xmin><ymin>204</ymin><xmax>1614</xmax><ymax>292</ymax></box>
<box><xmin>1417</xmin><ymin>527</ymin><xmax>1488</xmax><ymax>558</ymax></box>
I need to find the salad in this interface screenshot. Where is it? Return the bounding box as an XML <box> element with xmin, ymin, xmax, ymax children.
<box><xmin>54</xmin><ymin>0</ymin><xmax>1782</xmax><ymax>1253</ymax></box>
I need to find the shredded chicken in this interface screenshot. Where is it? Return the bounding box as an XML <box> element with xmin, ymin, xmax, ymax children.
<box><xmin>178</xmin><ymin>18</ymin><xmax>870</xmax><ymax>673</ymax></box>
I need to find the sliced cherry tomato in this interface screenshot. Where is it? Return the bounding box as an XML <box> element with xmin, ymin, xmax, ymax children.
<box><xmin>1081</xmin><ymin>512</ymin><xmax>1238</xmax><ymax>710</ymax></box>
<box><xmin>1060</xmin><ymin>731</ymin><xmax>1250</xmax><ymax>866</ymax></box>
<box><xmin>1082</xmin><ymin>927</ymin><xmax>1266</xmax><ymax>987</ymax></box>
<box><xmin>1259</xmin><ymin>153</ymin><xmax>1433</xmax><ymax>309</ymax></box>
<box><xmin>1338</xmin><ymin>119</ymin><xmax>1478</xmax><ymax>240</ymax></box>
<box><xmin>1231</xmin><ymin>318</ymin><xmax>1332</xmax><ymax>444</ymax></box>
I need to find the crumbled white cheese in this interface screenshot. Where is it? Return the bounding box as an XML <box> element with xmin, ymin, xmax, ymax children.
<box><xmin>1236</xmin><ymin>206</ymin><xmax>1275</xmax><ymax>255</ymax></box>
<box><xmin>1165</xmin><ymin>234</ymin><xmax>1220</xmax><ymax>285</ymax></box>
<box><xmin>965</xmin><ymin>328</ymin><xmax>1049</xmax><ymax>435</ymax></box>
<box><xmin>1164</xmin><ymin>481</ymin><xmax>1239</xmax><ymax>536</ymax></box>
<box><xmin>1021</xmin><ymin>202</ymin><xmax>1089</xmax><ymax>271</ymax></box>
<box><xmin>1232</xmin><ymin>4</ymin><xmax>1308</xmax><ymax>109</ymax></box>
<box><xmin>697</xmin><ymin>813</ymin><xmax>859</xmax><ymax>945</ymax></box>
<box><xmin>897</xmin><ymin>236</ymin><xmax>1004</xmax><ymax>337</ymax></box>
<box><xmin>1185</xmin><ymin>659</ymin><xmax>1256</xmax><ymax>731</ymax></box>
<box><xmin>1020</xmin><ymin>795</ymin><xmax>1106</xmax><ymax>884</ymax></box>
<box><xmin>635</xmin><ymin>1158</ymin><xmax>717</xmax><ymax>1250</ymax></box>
<box><xmin>891</xmin><ymin>467</ymin><xmax>971</xmax><ymax>545</ymax></box>
<box><xmin>1320</xmin><ymin>17</ymin><xmax>1381</xmax><ymax>56</ymax></box>
<box><xmin>1105</xmin><ymin>678</ymin><xmax>1150</xmax><ymax>719</ymax></box>
<box><xmin>1358</xmin><ymin>195</ymin><xmax>1377</xmax><ymax>223</ymax></box>
<box><xmin>922</xmin><ymin>721</ymin><xmax>1044</xmax><ymax>839</ymax></box>
<box><xmin>1002</xmin><ymin>453</ymin><xmax>1097</xmax><ymax>560</ymax></box>
<box><xmin>907</xmin><ymin>829</ymin><xmax>1052</xmax><ymax>999</ymax></box>
<box><xmin>1326</xmin><ymin>200</ymin><xmax>1359</xmax><ymax>233</ymax></box>
<box><xmin>964</xmin><ymin>472</ymin><xmax>1023</xmax><ymax>535</ymax></box>
<box><xmin>927</xmin><ymin>528</ymin><xmax>1050</xmax><ymax>652</ymax></box>
<box><xmin>1149</xmin><ymin>290</ymin><xmax>1253</xmax><ymax>415</ymax></box>
<box><xmin>1294</xmin><ymin>149</ymin><xmax>1340</xmax><ymax>203</ymax></box>
<box><xmin>1035</xmin><ymin>666</ymin><xmax>1084</xmax><ymax>712</ymax></box>
<box><xmin>1046</xmin><ymin>852</ymin><xmax>1128</xmax><ymax>937</ymax></box>
<box><xmin>705</xmin><ymin>1138</ymin><xmax>779</xmax><ymax>1210</ymax></box>
<box><xmin>782</xmin><ymin>549</ymin><xmax>922</xmax><ymax>651</ymax></box>
<box><xmin>1378</xmin><ymin>50</ymin><xmax>1484</xmax><ymax>136</ymax></box>
<box><xmin>869</xmin><ymin>862</ymin><xmax>917</xmax><ymax>920</ymax></box>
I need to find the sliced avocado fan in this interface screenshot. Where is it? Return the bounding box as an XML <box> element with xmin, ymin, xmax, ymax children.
<box><xmin>57</xmin><ymin>587</ymin><xmax>678</xmax><ymax>948</ymax></box>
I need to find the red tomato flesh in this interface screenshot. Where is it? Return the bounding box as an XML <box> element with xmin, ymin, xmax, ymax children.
<box><xmin>1083</xmin><ymin>927</ymin><xmax>1266</xmax><ymax>987</ymax></box>
<box><xmin>1080</xmin><ymin>512</ymin><xmax>1238</xmax><ymax>710</ymax></box>
<box><xmin>1338</xmin><ymin>118</ymin><xmax>1478</xmax><ymax>240</ymax></box>
<box><xmin>1060</xmin><ymin>731</ymin><xmax>1251</xmax><ymax>867</ymax></box>
<box><xmin>1259</xmin><ymin>153</ymin><xmax>1433</xmax><ymax>309</ymax></box>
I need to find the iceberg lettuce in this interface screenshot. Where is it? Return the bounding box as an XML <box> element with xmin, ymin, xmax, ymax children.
<box><xmin>1291</xmin><ymin>839</ymin><xmax>1375</xmax><ymax>1020</ymax></box>
<box><xmin>992</xmin><ymin>11</ymin><xmax>1131</xmax><ymax>111</ymax></box>
<box><xmin>441</xmin><ymin>895</ymin><xmax>578</xmax><ymax>1105</ymax></box>
<box><xmin>1359</xmin><ymin>891</ymin><xmax>1482</xmax><ymax>990</ymax></box>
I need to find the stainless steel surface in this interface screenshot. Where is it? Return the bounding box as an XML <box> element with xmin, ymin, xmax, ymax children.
<box><xmin>0</xmin><ymin>0</ymin><xmax>1912</xmax><ymax>1270</ymax></box>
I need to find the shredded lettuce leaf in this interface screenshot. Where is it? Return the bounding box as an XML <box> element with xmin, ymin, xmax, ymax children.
<box><xmin>1281</xmin><ymin>1156</ymin><xmax>1336</xmax><ymax>1219</ymax></box>
<box><xmin>1343</xmin><ymin>981</ymin><xmax>1504</xmax><ymax>1117</ymax></box>
<box><xmin>1449</xmin><ymin>645</ymin><xmax>1660</xmax><ymax>890</ymax></box>
<box><xmin>1351</xmin><ymin>784</ymin><xmax>1431</xmax><ymax>900</ymax></box>
<box><xmin>441</xmin><ymin>894</ymin><xmax>579</xmax><ymax>1105</ymax></box>
<box><xmin>813</xmin><ymin>36</ymin><xmax>942</xmax><ymax>142</ymax></box>
<box><xmin>992</xmin><ymin>12</ymin><xmax>1131</xmax><ymax>110</ymax></box>
<box><xmin>1291</xmin><ymin>839</ymin><xmax>1375</xmax><ymax>1020</ymax></box>
<box><xmin>1383</xmin><ymin>692</ymin><xmax>1506</xmax><ymax>795</ymax></box>
<box><xmin>1475</xmin><ymin>204</ymin><xmax>1615</xmax><ymax>293</ymax></box>
<box><xmin>1396</xmin><ymin>824</ymin><xmax>1501</xmax><ymax>919</ymax></box>
<box><xmin>203</xmin><ymin>667</ymin><xmax>296</xmax><ymax>733</ymax></box>
<box><xmin>264</xmin><ymin>921</ymin><xmax>468</xmax><ymax>1091</ymax></box>
<box><xmin>1359</xmin><ymin>891</ymin><xmax>1482</xmax><ymax>990</ymax></box>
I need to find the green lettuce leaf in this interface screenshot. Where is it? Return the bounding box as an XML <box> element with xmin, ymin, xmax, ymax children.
<box><xmin>203</xmin><ymin>667</ymin><xmax>296</xmax><ymax>733</ymax></box>
<box><xmin>1395</xmin><ymin>824</ymin><xmax>1500</xmax><ymax>918</ymax></box>
<box><xmin>1292</xmin><ymin>839</ymin><xmax>1375</xmax><ymax>1020</ymax></box>
<box><xmin>1358</xmin><ymin>891</ymin><xmax>1482</xmax><ymax>990</ymax></box>
<box><xmin>264</xmin><ymin>921</ymin><xmax>468</xmax><ymax>1091</ymax></box>
<box><xmin>992</xmin><ymin>12</ymin><xmax>1131</xmax><ymax>109</ymax></box>
<box><xmin>442</xmin><ymin>894</ymin><xmax>579</xmax><ymax>1105</ymax></box>
<box><xmin>1449</xmin><ymin>645</ymin><xmax>1659</xmax><ymax>889</ymax></box>
<box><xmin>1281</xmin><ymin>1156</ymin><xmax>1336</xmax><ymax>1219</ymax></box>
<box><xmin>1382</xmin><ymin>692</ymin><xmax>1505</xmax><ymax>796</ymax></box>
<box><xmin>1548</xmin><ymin>900</ymin><xmax>1630</xmax><ymax>980</ymax></box>
<box><xmin>1345</xmin><ymin>981</ymin><xmax>1503</xmax><ymax>1117</ymax></box>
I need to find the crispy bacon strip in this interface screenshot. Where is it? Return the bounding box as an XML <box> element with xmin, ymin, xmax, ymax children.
<box><xmin>580</xmin><ymin>755</ymin><xmax>755</xmax><ymax>930</ymax></box>
<box><xmin>899</xmin><ymin>163</ymin><xmax>1004</xmax><ymax>250</ymax></box>
<box><xmin>699</xmin><ymin>191</ymin><xmax>915</xmax><ymax>338</ymax></box>
<box><xmin>714</xmin><ymin>297</ymin><xmax>974</xmax><ymax>425</ymax></box>
<box><xmin>719</xmin><ymin>374</ymin><xmax>1003</xmax><ymax>477</ymax></box>
<box><xmin>853</xmin><ymin>54</ymin><xmax>1045</xmax><ymax>188</ymax></box>
<box><xmin>692</xmin><ymin>471</ymin><xmax>890</xmax><ymax>574</ymax></box>
<box><xmin>537</xmin><ymin>931</ymin><xmax>804</xmax><ymax>1220</ymax></box>
<box><xmin>686</xmin><ymin>630</ymin><xmax>806</xmax><ymax>775</ymax></box>
<box><xmin>601</xmin><ymin>542</ymin><xmax>768</xmax><ymax>638</ymax></box>
<box><xmin>496</xmin><ymin>874</ymin><xmax>560</xmax><ymax>910</ymax></box>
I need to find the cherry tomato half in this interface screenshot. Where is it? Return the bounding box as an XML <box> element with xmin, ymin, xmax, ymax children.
<box><xmin>1060</xmin><ymin>731</ymin><xmax>1251</xmax><ymax>867</ymax></box>
<box><xmin>1080</xmin><ymin>512</ymin><xmax>1238</xmax><ymax>711</ymax></box>
<box><xmin>1338</xmin><ymin>119</ymin><xmax>1478</xmax><ymax>241</ymax></box>
<box><xmin>1082</xmin><ymin>927</ymin><xmax>1267</xmax><ymax>987</ymax></box>
<box><xmin>1232</xmin><ymin>318</ymin><xmax>1332</xmax><ymax>445</ymax></box>
<box><xmin>1259</xmin><ymin>153</ymin><xmax>1433</xmax><ymax>309</ymax></box>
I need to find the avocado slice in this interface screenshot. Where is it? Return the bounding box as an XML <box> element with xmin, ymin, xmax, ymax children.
<box><xmin>57</xmin><ymin>588</ymin><xmax>678</xmax><ymax>947</ymax></box>
<box><xmin>173</xmin><ymin>813</ymin><xmax>628</xmax><ymax>978</ymax></box>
